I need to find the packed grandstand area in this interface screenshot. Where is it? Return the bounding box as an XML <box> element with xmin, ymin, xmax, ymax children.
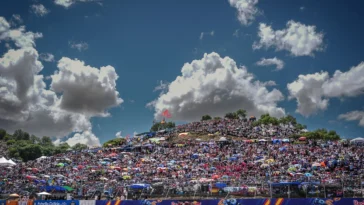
<box><xmin>1</xmin><ymin>117</ymin><xmax>364</xmax><ymax>201</ymax></box>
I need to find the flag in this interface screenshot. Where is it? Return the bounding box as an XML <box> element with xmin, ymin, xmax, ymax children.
<box><xmin>162</xmin><ymin>109</ymin><xmax>171</xmax><ymax>118</ymax></box>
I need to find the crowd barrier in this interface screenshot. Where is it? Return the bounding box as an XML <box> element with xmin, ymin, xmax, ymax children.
<box><xmin>4</xmin><ymin>199</ymin><xmax>364</xmax><ymax>205</ymax></box>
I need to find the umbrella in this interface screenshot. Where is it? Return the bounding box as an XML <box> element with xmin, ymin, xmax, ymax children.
<box><xmin>212</xmin><ymin>175</ymin><xmax>220</xmax><ymax>179</ymax></box>
<box><xmin>9</xmin><ymin>194</ymin><xmax>19</xmax><ymax>197</ymax></box>
<box><xmin>305</xmin><ymin>173</ymin><xmax>313</xmax><ymax>177</ymax></box>
<box><xmin>260</xmin><ymin>164</ymin><xmax>269</xmax><ymax>168</ymax></box>
<box><xmin>299</xmin><ymin>137</ymin><xmax>306</xmax><ymax>141</ymax></box>
<box><xmin>57</xmin><ymin>163</ymin><xmax>64</xmax><ymax>167</ymax></box>
<box><xmin>37</xmin><ymin>192</ymin><xmax>51</xmax><ymax>196</ymax></box>
<box><xmin>312</xmin><ymin>163</ymin><xmax>321</xmax><ymax>167</ymax></box>
<box><xmin>62</xmin><ymin>186</ymin><xmax>74</xmax><ymax>191</ymax></box>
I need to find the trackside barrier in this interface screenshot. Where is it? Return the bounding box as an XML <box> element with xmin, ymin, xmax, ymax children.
<box><xmin>1</xmin><ymin>199</ymin><xmax>361</xmax><ymax>205</ymax></box>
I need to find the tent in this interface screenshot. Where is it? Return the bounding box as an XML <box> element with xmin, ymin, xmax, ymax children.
<box><xmin>350</xmin><ymin>138</ymin><xmax>364</xmax><ymax>144</ymax></box>
<box><xmin>0</xmin><ymin>157</ymin><xmax>15</xmax><ymax>166</ymax></box>
<box><xmin>129</xmin><ymin>184</ymin><xmax>150</xmax><ymax>189</ymax></box>
<box><xmin>178</xmin><ymin>132</ymin><xmax>189</xmax><ymax>137</ymax></box>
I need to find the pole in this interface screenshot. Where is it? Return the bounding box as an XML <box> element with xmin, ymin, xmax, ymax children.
<box><xmin>342</xmin><ymin>175</ymin><xmax>345</xmax><ymax>198</ymax></box>
<box><xmin>269</xmin><ymin>166</ymin><xmax>272</xmax><ymax>198</ymax></box>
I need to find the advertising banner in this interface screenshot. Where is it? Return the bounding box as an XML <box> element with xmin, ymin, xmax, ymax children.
<box><xmin>34</xmin><ymin>200</ymin><xmax>79</xmax><ymax>205</ymax></box>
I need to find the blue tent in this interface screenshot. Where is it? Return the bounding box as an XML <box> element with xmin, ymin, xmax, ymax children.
<box><xmin>40</xmin><ymin>186</ymin><xmax>66</xmax><ymax>192</ymax></box>
<box><xmin>130</xmin><ymin>184</ymin><xmax>150</xmax><ymax>189</ymax></box>
<box><xmin>270</xmin><ymin>182</ymin><xmax>301</xmax><ymax>186</ymax></box>
<box><xmin>215</xmin><ymin>182</ymin><xmax>227</xmax><ymax>188</ymax></box>
<box><xmin>272</xmin><ymin>139</ymin><xmax>281</xmax><ymax>144</ymax></box>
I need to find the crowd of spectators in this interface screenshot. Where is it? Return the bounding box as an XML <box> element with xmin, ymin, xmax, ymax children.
<box><xmin>0</xmin><ymin>119</ymin><xmax>362</xmax><ymax>199</ymax></box>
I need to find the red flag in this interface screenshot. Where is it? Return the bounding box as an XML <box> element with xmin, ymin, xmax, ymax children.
<box><xmin>162</xmin><ymin>109</ymin><xmax>171</xmax><ymax>118</ymax></box>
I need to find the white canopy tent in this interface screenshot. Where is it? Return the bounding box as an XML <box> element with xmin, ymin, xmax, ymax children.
<box><xmin>350</xmin><ymin>137</ymin><xmax>364</xmax><ymax>144</ymax></box>
<box><xmin>0</xmin><ymin>157</ymin><xmax>16</xmax><ymax>166</ymax></box>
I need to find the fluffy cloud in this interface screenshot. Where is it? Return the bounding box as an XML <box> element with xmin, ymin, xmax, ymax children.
<box><xmin>288</xmin><ymin>62</ymin><xmax>364</xmax><ymax>116</ymax></box>
<box><xmin>0</xmin><ymin>17</ymin><xmax>42</xmax><ymax>48</ymax></box>
<box><xmin>148</xmin><ymin>52</ymin><xmax>285</xmax><ymax>121</ymax></box>
<box><xmin>253</xmin><ymin>20</ymin><xmax>324</xmax><ymax>56</ymax></box>
<box><xmin>40</xmin><ymin>53</ymin><xmax>55</xmax><ymax>62</ymax></box>
<box><xmin>63</xmin><ymin>130</ymin><xmax>101</xmax><ymax>147</ymax></box>
<box><xmin>51</xmin><ymin>58</ymin><xmax>123</xmax><ymax>116</ymax></box>
<box><xmin>31</xmin><ymin>4</ymin><xmax>50</xmax><ymax>17</ymax></box>
<box><xmin>115</xmin><ymin>131</ymin><xmax>122</xmax><ymax>138</ymax></box>
<box><xmin>55</xmin><ymin>0</ymin><xmax>102</xmax><ymax>8</ymax></box>
<box><xmin>0</xmin><ymin>48</ymin><xmax>91</xmax><ymax>137</ymax></box>
<box><xmin>0</xmin><ymin>21</ymin><xmax>122</xmax><ymax>145</ymax></box>
<box><xmin>199</xmin><ymin>31</ymin><xmax>214</xmax><ymax>40</ymax></box>
<box><xmin>338</xmin><ymin>111</ymin><xmax>364</xmax><ymax>127</ymax></box>
<box><xmin>69</xmin><ymin>41</ymin><xmax>88</xmax><ymax>51</ymax></box>
<box><xmin>228</xmin><ymin>0</ymin><xmax>260</xmax><ymax>26</ymax></box>
<box><xmin>256</xmin><ymin>57</ymin><xmax>284</xmax><ymax>71</ymax></box>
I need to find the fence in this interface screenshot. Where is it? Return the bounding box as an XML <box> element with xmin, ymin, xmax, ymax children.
<box><xmin>3</xmin><ymin>198</ymin><xmax>364</xmax><ymax>205</ymax></box>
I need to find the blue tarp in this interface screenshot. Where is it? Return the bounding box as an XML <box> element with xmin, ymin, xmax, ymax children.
<box><xmin>129</xmin><ymin>184</ymin><xmax>150</xmax><ymax>189</ymax></box>
<box><xmin>270</xmin><ymin>182</ymin><xmax>301</xmax><ymax>186</ymax></box>
<box><xmin>215</xmin><ymin>182</ymin><xmax>227</xmax><ymax>188</ymax></box>
<box><xmin>39</xmin><ymin>186</ymin><xmax>66</xmax><ymax>192</ymax></box>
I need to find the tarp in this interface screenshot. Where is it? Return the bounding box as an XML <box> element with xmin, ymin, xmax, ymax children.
<box><xmin>269</xmin><ymin>182</ymin><xmax>301</xmax><ymax>186</ymax></box>
<box><xmin>39</xmin><ymin>186</ymin><xmax>66</xmax><ymax>192</ymax></box>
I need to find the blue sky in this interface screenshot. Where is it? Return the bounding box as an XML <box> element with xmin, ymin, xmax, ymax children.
<box><xmin>0</xmin><ymin>0</ymin><xmax>364</xmax><ymax>146</ymax></box>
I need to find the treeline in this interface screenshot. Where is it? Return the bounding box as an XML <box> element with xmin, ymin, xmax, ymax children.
<box><xmin>0</xmin><ymin>129</ymin><xmax>88</xmax><ymax>162</ymax></box>
<box><xmin>200</xmin><ymin>109</ymin><xmax>341</xmax><ymax>141</ymax></box>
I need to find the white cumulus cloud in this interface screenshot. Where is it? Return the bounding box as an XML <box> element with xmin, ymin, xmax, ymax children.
<box><xmin>0</xmin><ymin>16</ymin><xmax>42</xmax><ymax>48</ymax></box>
<box><xmin>228</xmin><ymin>0</ymin><xmax>260</xmax><ymax>26</ymax></box>
<box><xmin>31</xmin><ymin>4</ymin><xmax>50</xmax><ymax>17</ymax></box>
<box><xmin>288</xmin><ymin>62</ymin><xmax>364</xmax><ymax>116</ymax></box>
<box><xmin>55</xmin><ymin>0</ymin><xmax>102</xmax><ymax>8</ymax></box>
<box><xmin>338</xmin><ymin>111</ymin><xmax>364</xmax><ymax>127</ymax></box>
<box><xmin>256</xmin><ymin>57</ymin><xmax>284</xmax><ymax>71</ymax></box>
<box><xmin>64</xmin><ymin>130</ymin><xmax>101</xmax><ymax>147</ymax></box>
<box><xmin>51</xmin><ymin>57</ymin><xmax>123</xmax><ymax>116</ymax></box>
<box><xmin>148</xmin><ymin>52</ymin><xmax>285</xmax><ymax>121</ymax></box>
<box><xmin>253</xmin><ymin>20</ymin><xmax>324</xmax><ymax>56</ymax></box>
<box><xmin>115</xmin><ymin>131</ymin><xmax>122</xmax><ymax>138</ymax></box>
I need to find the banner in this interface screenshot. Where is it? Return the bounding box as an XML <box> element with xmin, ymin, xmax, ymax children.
<box><xmin>27</xmin><ymin>198</ymin><xmax>364</xmax><ymax>205</ymax></box>
<box><xmin>34</xmin><ymin>200</ymin><xmax>79</xmax><ymax>205</ymax></box>
<box><xmin>0</xmin><ymin>200</ymin><xmax>6</xmax><ymax>205</ymax></box>
<box><xmin>80</xmin><ymin>201</ymin><xmax>96</xmax><ymax>205</ymax></box>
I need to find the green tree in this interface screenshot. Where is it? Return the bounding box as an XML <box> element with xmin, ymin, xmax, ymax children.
<box><xmin>0</xmin><ymin>129</ymin><xmax>6</xmax><ymax>140</ymax></box>
<box><xmin>213</xmin><ymin>116</ymin><xmax>222</xmax><ymax>120</ymax></box>
<box><xmin>150</xmin><ymin>121</ymin><xmax>175</xmax><ymax>132</ymax></box>
<box><xmin>13</xmin><ymin>129</ymin><xmax>24</xmax><ymax>140</ymax></box>
<box><xmin>236</xmin><ymin>109</ymin><xmax>247</xmax><ymax>119</ymax></box>
<box><xmin>201</xmin><ymin>115</ymin><xmax>212</xmax><ymax>121</ymax></box>
<box><xmin>18</xmin><ymin>144</ymin><xmax>43</xmax><ymax>162</ymax></box>
<box><xmin>225</xmin><ymin>112</ymin><xmax>238</xmax><ymax>119</ymax></box>
<box><xmin>72</xmin><ymin>143</ymin><xmax>88</xmax><ymax>151</ymax></box>
<box><xmin>103</xmin><ymin>138</ymin><xmax>126</xmax><ymax>147</ymax></box>
<box><xmin>30</xmin><ymin>135</ymin><xmax>40</xmax><ymax>144</ymax></box>
<box><xmin>40</xmin><ymin>136</ymin><xmax>53</xmax><ymax>146</ymax></box>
